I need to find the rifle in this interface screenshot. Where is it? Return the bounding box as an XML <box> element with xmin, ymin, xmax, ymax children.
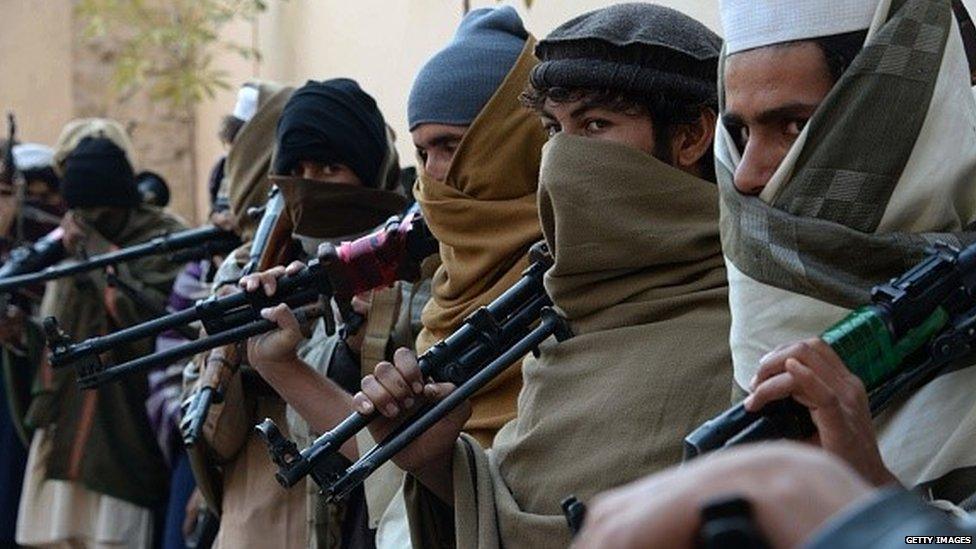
<box><xmin>180</xmin><ymin>187</ymin><xmax>288</xmax><ymax>447</ymax></box>
<box><xmin>0</xmin><ymin>228</ymin><xmax>67</xmax><ymax>280</ymax></box>
<box><xmin>0</xmin><ymin>227</ymin><xmax>66</xmax><ymax>306</ymax></box>
<box><xmin>0</xmin><ymin>224</ymin><xmax>241</xmax><ymax>294</ymax></box>
<box><xmin>46</xmin><ymin>206</ymin><xmax>439</xmax><ymax>390</ymax></box>
<box><xmin>1</xmin><ymin>112</ymin><xmax>24</xmax><ymax>249</ymax></box>
<box><xmin>684</xmin><ymin>241</ymin><xmax>976</xmax><ymax>459</ymax></box>
<box><xmin>255</xmin><ymin>243</ymin><xmax>573</xmax><ymax>502</ymax></box>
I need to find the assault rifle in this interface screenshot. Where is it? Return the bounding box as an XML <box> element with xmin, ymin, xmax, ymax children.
<box><xmin>684</xmin><ymin>241</ymin><xmax>976</xmax><ymax>458</ymax></box>
<box><xmin>46</xmin><ymin>207</ymin><xmax>439</xmax><ymax>389</ymax></box>
<box><xmin>2</xmin><ymin>112</ymin><xmax>24</xmax><ymax>248</ymax></box>
<box><xmin>0</xmin><ymin>228</ymin><xmax>66</xmax><ymax>307</ymax></box>
<box><xmin>255</xmin><ymin>242</ymin><xmax>572</xmax><ymax>502</ymax></box>
<box><xmin>0</xmin><ymin>225</ymin><xmax>240</xmax><ymax>295</ymax></box>
<box><xmin>180</xmin><ymin>188</ymin><xmax>287</xmax><ymax>447</ymax></box>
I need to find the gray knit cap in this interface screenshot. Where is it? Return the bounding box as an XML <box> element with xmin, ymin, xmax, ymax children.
<box><xmin>531</xmin><ymin>3</ymin><xmax>721</xmax><ymax>105</ymax></box>
<box><xmin>408</xmin><ymin>6</ymin><xmax>528</xmax><ymax>130</ymax></box>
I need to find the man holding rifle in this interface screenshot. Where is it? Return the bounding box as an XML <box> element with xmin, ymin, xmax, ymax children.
<box><xmin>16</xmin><ymin>121</ymin><xmax>188</xmax><ymax>548</ymax></box>
<box><xmin>224</xmin><ymin>77</ymin><xmax>415</xmax><ymax>549</ymax></box>
<box><xmin>0</xmin><ymin>140</ymin><xmax>62</xmax><ymax>548</ymax></box>
<box><xmin>348</xmin><ymin>4</ymin><xmax>734</xmax><ymax>548</ymax></box>
<box><xmin>243</xmin><ymin>7</ymin><xmax>545</xmax><ymax>546</ymax></box>
<box><xmin>715</xmin><ymin>0</ymin><xmax>976</xmax><ymax>500</ymax></box>
<box><xmin>573</xmin><ymin>0</ymin><xmax>976</xmax><ymax>538</ymax></box>
<box><xmin>178</xmin><ymin>79</ymin><xmax>295</xmax><ymax>549</ymax></box>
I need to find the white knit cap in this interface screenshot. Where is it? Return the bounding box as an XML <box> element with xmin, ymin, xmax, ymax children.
<box><xmin>232</xmin><ymin>85</ymin><xmax>260</xmax><ymax>122</ymax></box>
<box><xmin>720</xmin><ymin>0</ymin><xmax>879</xmax><ymax>54</ymax></box>
<box><xmin>12</xmin><ymin>143</ymin><xmax>54</xmax><ymax>171</ymax></box>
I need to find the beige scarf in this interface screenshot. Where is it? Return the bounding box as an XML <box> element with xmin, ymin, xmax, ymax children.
<box><xmin>414</xmin><ymin>39</ymin><xmax>545</xmax><ymax>447</ymax></box>
<box><xmin>408</xmin><ymin>134</ymin><xmax>733</xmax><ymax>548</ymax></box>
<box><xmin>717</xmin><ymin>0</ymin><xmax>976</xmax><ymax>502</ymax></box>
<box><xmin>227</xmin><ymin>81</ymin><xmax>294</xmax><ymax>242</ymax></box>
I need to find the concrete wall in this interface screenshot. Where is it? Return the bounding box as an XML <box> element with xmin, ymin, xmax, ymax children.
<box><xmin>6</xmin><ymin>1</ymin><xmax>973</xmax><ymax>222</ymax></box>
<box><xmin>191</xmin><ymin>0</ymin><xmax>722</xmax><ymax>216</ymax></box>
<box><xmin>0</xmin><ymin>0</ymin><xmax>198</xmax><ymax>222</ymax></box>
<box><xmin>0</xmin><ymin>0</ymin><xmax>75</xmax><ymax>146</ymax></box>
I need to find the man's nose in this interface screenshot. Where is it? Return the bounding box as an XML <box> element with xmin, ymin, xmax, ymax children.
<box><xmin>733</xmin><ymin>139</ymin><xmax>780</xmax><ymax>196</ymax></box>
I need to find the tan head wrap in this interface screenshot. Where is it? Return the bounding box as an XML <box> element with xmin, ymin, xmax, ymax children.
<box><xmin>413</xmin><ymin>38</ymin><xmax>545</xmax><ymax>446</ymax></box>
<box><xmin>226</xmin><ymin>81</ymin><xmax>294</xmax><ymax>242</ymax></box>
<box><xmin>52</xmin><ymin>118</ymin><xmax>136</xmax><ymax>175</ymax></box>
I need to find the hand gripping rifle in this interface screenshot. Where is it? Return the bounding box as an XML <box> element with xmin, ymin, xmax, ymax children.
<box><xmin>684</xmin><ymin>241</ymin><xmax>976</xmax><ymax>459</ymax></box>
<box><xmin>255</xmin><ymin>242</ymin><xmax>573</xmax><ymax>502</ymax></box>
<box><xmin>45</xmin><ymin>206</ymin><xmax>440</xmax><ymax>390</ymax></box>
<box><xmin>179</xmin><ymin>188</ymin><xmax>288</xmax><ymax>447</ymax></box>
<box><xmin>0</xmin><ymin>224</ymin><xmax>241</xmax><ymax>295</ymax></box>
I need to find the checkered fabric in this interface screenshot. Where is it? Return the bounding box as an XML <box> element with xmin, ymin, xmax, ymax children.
<box><xmin>719</xmin><ymin>0</ymin><xmax>976</xmax><ymax>309</ymax></box>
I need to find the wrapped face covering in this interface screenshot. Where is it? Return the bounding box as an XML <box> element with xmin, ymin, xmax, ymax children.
<box><xmin>412</xmin><ymin>37</ymin><xmax>545</xmax><ymax>447</ymax></box>
<box><xmin>273</xmin><ymin>79</ymin><xmax>388</xmax><ymax>189</ymax></box>
<box><xmin>716</xmin><ymin>0</ymin><xmax>976</xmax><ymax>504</ymax></box>
<box><xmin>407</xmin><ymin>134</ymin><xmax>732</xmax><ymax>549</ymax></box>
<box><xmin>225</xmin><ymin>81</ymin><xmax>294</xmax><ymax>242</ymax></box>
<box><xmin>272</xmin><ymin>175</ymin><xmax>407</xmax><ymax>255</ymax></box>
<box><xmin>3</xmin><ymin>143</ymin><xmax>64</xmax><ymax>243</ymax></box>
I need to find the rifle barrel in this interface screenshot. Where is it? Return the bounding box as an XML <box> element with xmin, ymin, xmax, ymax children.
<box><xmin>326</xmin><ymin>307</ymin><xmax>562</xmax><ymax>501</ymax></box>
<box><xmin>265</xmin><ymin>254</ymin><xmax>555</xmax><ymax>489</ymax></box>
<box><xmin>0</xmin><ymin>225</ymin><xmax>238</xmax><ymax>292</ymax></box>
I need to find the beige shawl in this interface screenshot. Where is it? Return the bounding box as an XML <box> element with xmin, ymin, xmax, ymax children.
<box><xmin>408</xmin><ymin>134</ymin><xmax>732</xmax><ymax>548</ymax></box>
<box><xmin>226</xmin><ymin>81</ymin><xmax>294</xmax><ymax>242</ymax></box>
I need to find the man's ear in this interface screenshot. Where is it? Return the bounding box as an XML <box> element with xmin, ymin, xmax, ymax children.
<box><xmin>672</xmin><ymin>107</ymin><xmax>717</xmax><ymax>170</ymax></box>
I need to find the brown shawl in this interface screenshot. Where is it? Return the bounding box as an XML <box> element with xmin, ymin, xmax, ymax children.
<box><xmin>227</xmin><ymin>81</ymin><xmax>294</xmax><ymax>242</ymax></box>
<box><xmin>414</xmin><ymin>38</ymin><xmax>545</xmax><ymax>447</ymax></box>
<box><xmin>28</xmin><ymin>205</ymin><xmax>188</xmax><ymax>507</ymax></box>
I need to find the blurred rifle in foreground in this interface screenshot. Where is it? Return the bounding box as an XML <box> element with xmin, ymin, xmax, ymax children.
<box><xmin>0</xmin><ymin>225</ymin><xmax>240</xmax><ymax>295</ymax></box>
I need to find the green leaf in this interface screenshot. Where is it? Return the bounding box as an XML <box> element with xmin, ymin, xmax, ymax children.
<box><xmin>75</xmin><ymin>0</ymin><xmax>280</xmax><ymax>109</ymax></box>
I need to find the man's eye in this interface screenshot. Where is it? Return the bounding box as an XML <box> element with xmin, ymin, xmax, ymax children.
<box><xmin>785</xmin><ymin>119</ymin><xmax>808</xmax><ymax>136</ymax></box>
<box><xmin>543</xmin><ymin>124</ymin><xmax>560</xmax><ymax>138</ymax></box>
<box><xmin>725</xmin><ymin>123</ymin><xmax>749</xmax><ymax>150</ymax></box>
<box><xmin>585</xmin><ymin>119</ymin><xmax>610</xmax><ymax>133</ymax></box>
<box><xmin>416</xmin><ymin>148</ymin><xmax>428</xmax><ymax>162</ymax></box>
